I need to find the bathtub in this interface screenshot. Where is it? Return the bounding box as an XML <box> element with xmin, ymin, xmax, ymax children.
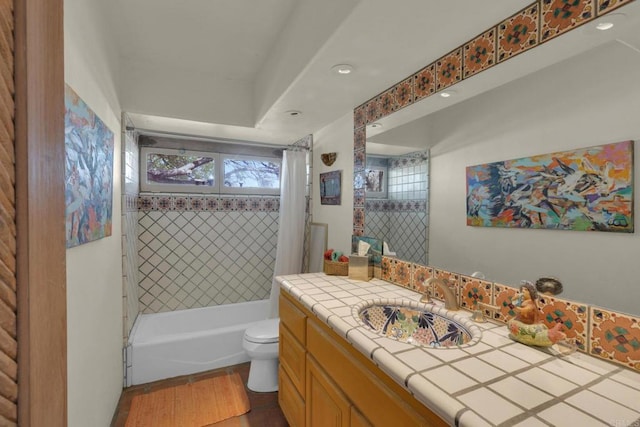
<box><xmin>126</xmin><ymin>299</ymin><xmax>270</xmax><ymax>386</ymax></box>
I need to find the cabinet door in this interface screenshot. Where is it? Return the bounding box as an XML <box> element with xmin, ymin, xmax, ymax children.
<box><xmin>280</xmin><ymin>366</ymin><xmax>305</xmax><ymax>427</ymax></box>
<box><xmin>306</xmin><ymin>356</ymin><xmax>350</xmax><ymax>427</ymax></box>
<box><xmin>350</xmin><ymin>407</ymin><xmax>372</xmax><ymax>427</ymax></box>
<box><xmin>280</xmin><ymin>324</ymin><xmax>306</xmax><ymax>395</ymax></box>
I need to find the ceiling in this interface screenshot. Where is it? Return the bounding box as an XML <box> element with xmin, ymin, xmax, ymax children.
<box><xmin>111</xmin><ymin>0</ymin><xmax>542</xmax><ymax>144</ymax></box>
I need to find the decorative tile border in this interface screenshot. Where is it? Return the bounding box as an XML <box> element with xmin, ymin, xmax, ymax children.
<box><xmin>497</xmin><ymin>3</ymin><xmax>539</xmax><ymax>63</ymax></box>
<box><xmin>137</xmin><ymin>194</ymin><xmax>280</xmax><ymax>212</ymax></box>
<box><xmin>376</xmin><ymin>256</ymin><xmax>640</xmax><ymax>373</ymax></box>
<box><xmin>540</xmin><ymin>0</ymin><xmax>595</xmax><ymax>43</ymax></box>
<box><xmin>538</xmin><ymin>293</ymin><xmax>589</xmax><ymax>352</ymax></box>
<box><xmin>463</xmin><ymin>28</ymin><xmax>497</xmax><ymax>79</ymax></box>
<box><xmin>365</xmin><ymin>200</ymin><xmax>427</xmax><ymax>212</ymax></box>
<box><xmin>590</xmin><ymin>307</ymin><xmax>640</xmax><ymax>371</ymax></box>
<box><xmin>460</xmin><ymin>275</ymin><xmax>493</xmax><ymax>311</ymax></box>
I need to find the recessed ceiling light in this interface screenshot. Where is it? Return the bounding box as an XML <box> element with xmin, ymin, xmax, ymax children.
<box><xmin>584</xmin><ymin>12</ymin><xmax>625</xmax><ymax>34</ymax></box>
<box><xmin>369</xmin><ymin>122</ymin><xmax>383</xmax><ymax>129</ymax></box>
<box><xmin>596</xmin><ymin>21</ymin><xmax>615</xmax><ymax>31</ymax></box>
<box><xmin>285</xmin><ymin>110</ymin><xmax>302</xmax><ymax>117</ymax></box>
<box><xmin>439</xmin><ymin>90</ymin><xmax>456</xmax><ymax>98</ymax></box>
<box><xmin>331</xmin><ymin>64</ymin><xmax>354</xmax><ymax>75</ymax></box>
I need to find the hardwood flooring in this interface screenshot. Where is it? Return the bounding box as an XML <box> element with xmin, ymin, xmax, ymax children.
<box><xmin>111</xmin><ymin>362</ymin><xmax>288</xmax><ymax>427</ymax></box>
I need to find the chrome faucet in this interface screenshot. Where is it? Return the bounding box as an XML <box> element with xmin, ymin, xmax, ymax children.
<box><xmin>420</xmin><ymin>277</ymin><xmax>459</xmax><ymax>311</ymax></box>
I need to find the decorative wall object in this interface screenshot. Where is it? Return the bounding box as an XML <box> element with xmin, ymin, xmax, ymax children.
<box><xmin>321</xmin><ymin>152</ymin><xmax>337</xmax><ymax>166</ymax></box>
<box><xmin>64</xmin><ymin>84</ymin><xmax>115</xmax><ymax>247</ymax></box>
<box><xmin>365</xmin><ymin>166</ymin><xmax>387</xmax><ymax>198</ymax></box>
<box><xmin>466</xmin><ymin>140</ymin><xmax>634</xmax><ymax>232</ymax></box>
<box><xmin>320</xmin><ymin>170</ymin><xmax>342</xmax><ymax>205</ymax></box>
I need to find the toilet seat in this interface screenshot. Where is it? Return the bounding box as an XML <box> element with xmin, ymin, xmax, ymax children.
<box><xmin>244</xmin><ymin>318</ymin><xmax>279</xmax><ymax>344</ymax></box>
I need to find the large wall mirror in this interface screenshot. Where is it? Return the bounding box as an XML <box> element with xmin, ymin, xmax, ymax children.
<box><xmin>353</xmin><ymin>1</ymin><xmax>640</xmax><ymax>315</ymax></box>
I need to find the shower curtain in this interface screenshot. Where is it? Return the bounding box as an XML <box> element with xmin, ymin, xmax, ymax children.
<box><xmin>269</xmin><ymin>150</ymin><xmax>307</xmax><ymax>318</ymax></box>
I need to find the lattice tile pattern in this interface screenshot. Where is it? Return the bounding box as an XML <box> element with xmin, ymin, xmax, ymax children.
<box><xmin>138</xmin><ymin>210</ymin><xmax>278</xmax><ymax>313</ymax></box>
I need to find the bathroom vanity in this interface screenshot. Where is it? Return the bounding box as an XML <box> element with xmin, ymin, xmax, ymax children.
<box><xmin>277</xmin><ymin>273</ymin><xmax>640</xmax><ymax>427</ymax></box>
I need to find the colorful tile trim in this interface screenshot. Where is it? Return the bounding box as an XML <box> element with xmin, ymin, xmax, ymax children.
<box><xmin>590</xmin><ymin>307</ymin><xmax>640</xmax><ymax>371</ymax></box>
<box><xmin>597</xmin><ymin>0</ymin><xmax>634</xmax><ymax>13</ymax></box>
<box><xmin>137</xmin><ymin>194</ymin><xmax>280</xmax><ymax>212</ymax></box>
<box><xmin>433</xmin><ymin>269</ymin><xmax>461</xmax><ymax>302</ymax></box>
<box><xmin>498</xmin><ymin>3</ymin><xmax>539</xmax><ymax>63</ymax></box>
<box><xmin>365</xmin><ymin>200</ymin><xmax>427</xmax><ymax>212</ymax></box>
<box><xmin>375</xmin><ymin>258</ymin><xmax>640</xmax><ymax>372</ymax></box>
<box><xmin>463</xmin><ymin>28</ymin><xmax>497</xmax><ymax>79</ymax></box>
<box><xmin>460</xmin><ymin>275</ymin><xmax>493</xmax><ymax>311</ymax></box>
<box><xmin>436</xmin><ymin>48</ymin><xmax>463</xmax><ymax>91</ymax></box>
<box><xmin>540</xmin><ymin>0</ymin><xmax>595</xmax><ymax>43</ymax></box>
<box><xmin>413</xmin><ymin>64</ymin><xmax>436</xmax><ymax>103</ymax></box>
<box><xmin>411</xmin><ymin>264</ymin><xmax>434</xmax><ymax>294</ymax></box>
<box><xmin>538</xmin><ymin>294</ymin><xmax>589</xmax><ymax>352</ymax></box>
<box><xmin>494</xmin><ymin>283</ymin><xmax>520</xmax><ymax>323</ymax></box>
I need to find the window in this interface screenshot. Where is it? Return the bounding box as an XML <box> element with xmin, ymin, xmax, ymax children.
<box><xmin>140</xmin><ymin>147</ymin><xmax>281</xmax><ymax>195</ymax></box>
<box><xmin>222</xmin><ymin>155</ymin><xmax>280</xmax><ymax>194</ymax></box>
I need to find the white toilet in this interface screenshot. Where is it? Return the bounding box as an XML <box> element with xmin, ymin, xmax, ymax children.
<box><xmin>242</xmin><ymin>318</ymin><xmax>280</xmax><ymax>392</ymax></box>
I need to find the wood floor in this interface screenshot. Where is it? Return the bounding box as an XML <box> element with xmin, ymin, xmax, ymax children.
<box><xmin>111</xmin><ymin>362</ymin><xmax>288</xmax><ymax>427</ymax></box>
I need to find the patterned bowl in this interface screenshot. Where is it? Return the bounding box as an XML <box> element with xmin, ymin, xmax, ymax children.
<box><xmin>356</xmin><ymin>300</ymin><xmax>481</xmax><ymax>348</ymax></box>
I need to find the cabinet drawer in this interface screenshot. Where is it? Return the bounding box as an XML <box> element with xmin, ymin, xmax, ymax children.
<box><xmin>279</xmin><ymin>366</ymin><xmax>305</xmax><ymax>427</ymax></box>
<box><xmin>280</xmin><ymin>324</ymin><xmax>306</xmax><ymax>395</ymax></box>
<box><xmin>280</xmin><ymin>293</ymin><xmax>307</xmax><ymax>344</ymax></box>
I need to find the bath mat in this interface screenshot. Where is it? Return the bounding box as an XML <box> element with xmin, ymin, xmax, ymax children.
<box><xmin>125</xmin><ymin>373</ymin><xmax>250</xmax><ymax>427</ymax></box>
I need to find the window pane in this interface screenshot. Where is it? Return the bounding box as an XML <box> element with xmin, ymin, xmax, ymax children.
<box><xmin>223</xmin><ymin>158</ymin><xmax>280</xmax><ymax>189</ymax></box>
<box><xmin>146</xmin><ymin>152</ymin><xmax>216</xmax><ymax>187</ymax></box>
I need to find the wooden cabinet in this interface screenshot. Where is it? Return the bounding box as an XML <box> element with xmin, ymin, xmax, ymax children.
<box><xmin>279</xmin><ymin>291</ymin><xmax>446</xmax><ymax>427</ymax></box>
<box><xmin>279</xmin><ymin>293</ymin><xmax>307</xmax><ymax>426</ymax></box>
<box><xmin>306</xmin><ymin>357</ymin><xmax>350</xmax><ymax>427</ymax></box>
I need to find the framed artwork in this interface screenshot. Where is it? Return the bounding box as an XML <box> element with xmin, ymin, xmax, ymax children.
<box><xmin>320</xmin><ymin>170</ymin><xmax>342</xmax><ymax>205</ymax></box>
<box><xmin>365</xmin><ymin>166</ymin><xmax>388</xmax><ymax>198</ymax></box>
<box><xmin>466</xmin><ymin>140</ymin><xmax>633</xmax><ymax>232</ymax></box>
<box><xmin>64</xmin><ymin>84</ymin><xmax>115</xmax><ymax>247</ymax></box>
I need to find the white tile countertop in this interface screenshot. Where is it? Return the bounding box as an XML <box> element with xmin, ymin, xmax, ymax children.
<box><xmin>276</xmin><ymin>273</ymin><xmax>640</xmax><ymax>427</ymax></box>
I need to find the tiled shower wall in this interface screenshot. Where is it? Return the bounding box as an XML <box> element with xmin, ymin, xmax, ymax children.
<box><xmin>123</xmin><ymin>134</ymin><xmax>312</xmax><ymax>316</ymax></box>
<box><xmin>365</xmin><ymin>154</ymin><xmax>428</xmax><ymax>264</ymax></box>
<box><xmin>121</xmin><ymin>116</ymin><xmax>139</xmax><ymax>342</ymax></box>
<box><xmin>137</xmin><ymin>195</ymin><xmax>280</xmax><ymax>313</ymax></box>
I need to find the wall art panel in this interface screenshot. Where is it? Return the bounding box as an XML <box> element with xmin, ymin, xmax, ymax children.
<box><xmin>466</xmin><ymin>141</ymin><xmax>633</xmax><ymax>232</ymax></box>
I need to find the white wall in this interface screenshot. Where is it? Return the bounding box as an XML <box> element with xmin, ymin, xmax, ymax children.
<box><xmin>312</xmin><ymin>112</ymin><xmax>354</xmax><ymax>253</ymax></box>
<box><xmin>428</xmin><ymin>40</ymin><xmax>640</xmax><ymax>315</ymax></box>
<box><xmin>65</xmin><ymin>0</ymin><xmax>124</xmax><ymax>425</ymax></box>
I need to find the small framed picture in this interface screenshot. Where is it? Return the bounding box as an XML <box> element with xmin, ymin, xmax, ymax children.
<box><xmin>320</xmin><ymin>170</ymin><xmax>341</xmax><ymax>205</ymax></box>
<box><xmin>365</xmin><ymin>166</ymin><xmax>387</xmax><ymax>198</ymax></box>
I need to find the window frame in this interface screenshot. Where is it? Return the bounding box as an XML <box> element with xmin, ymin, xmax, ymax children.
<box><xmin>219</xmin><ymin>153</ymin><xmax>281</xmax><ymax>195</ymax></box>
<box><xmin>140</xmin><ymin>147</ymin><xmax>282</xmax><ymax>195</ymax></box>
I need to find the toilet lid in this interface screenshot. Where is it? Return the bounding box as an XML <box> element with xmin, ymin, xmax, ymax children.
<box><xmin>244</xmin><ymin>318</ymin><xmax>280</xmax><ymax>344</ymax></box>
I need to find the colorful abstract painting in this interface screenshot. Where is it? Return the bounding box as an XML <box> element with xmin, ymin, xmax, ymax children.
<box><xmin>64</xmin><ymin>84</ymin><xmax>115</xmax><ymax>247</ymax></box>
<box><xmin>466</xmin><ymin>141</ymin><xmax>633</xmax><ymax>232</ymax></box>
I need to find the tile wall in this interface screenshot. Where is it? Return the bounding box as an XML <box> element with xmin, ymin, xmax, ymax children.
<box><xmin>365</xmin><ymin>154</ymin><xmax>428</xmax><ymax>264</ymax></box>
<box><xmin>121</xmin><ymin>115</ymin><xmax>139</xmax><ymax>342</ymax></box>
<box><xmin>137</xmin><ymin>195</ymin><xmax>280</xmax><ymax>313</ymax></box>
<box><xmin>378</xmin><ymin>256</ymin><xmax>640</xmax><ymax>373</ymax></box>
<box><xmin>127</xmin><ymin>134</ymin><xmax>313</xmax><ymax>315</ymax></box>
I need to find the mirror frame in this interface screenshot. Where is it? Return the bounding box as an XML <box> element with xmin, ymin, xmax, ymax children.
<box><xmin>352</xmin><ymin>0</ymin><xmax>631</xmax><ymax>238</ymax></box>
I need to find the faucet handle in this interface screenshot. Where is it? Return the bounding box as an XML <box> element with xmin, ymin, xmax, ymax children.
<box><xmin>471</xmin><ymin>302</ymin><xmax>499</xmax><ymax>323</ymax></box>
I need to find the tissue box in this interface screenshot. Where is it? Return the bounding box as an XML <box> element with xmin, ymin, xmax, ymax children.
<box><xmin>348</xmin><ymin>254</ymin><xmax>373</xmax><ymax>281</ymax></box>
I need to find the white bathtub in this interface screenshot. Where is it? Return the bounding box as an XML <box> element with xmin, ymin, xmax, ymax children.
<box><xmin>126</xmin><ymin>299</ymin><xmax>270</xmax><ymax>386</ymax></box>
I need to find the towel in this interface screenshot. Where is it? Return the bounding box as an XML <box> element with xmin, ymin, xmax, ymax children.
<box><xmin>331</xmin><ymin>250</ymin><xmax>343</xmax><ymax>262</ymax></box>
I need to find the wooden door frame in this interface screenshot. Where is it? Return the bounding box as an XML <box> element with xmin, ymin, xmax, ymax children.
<box><xmin>14</xmin><ymin>0</ymin><xmax>67</xmax><ymax>425</ymax></box>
